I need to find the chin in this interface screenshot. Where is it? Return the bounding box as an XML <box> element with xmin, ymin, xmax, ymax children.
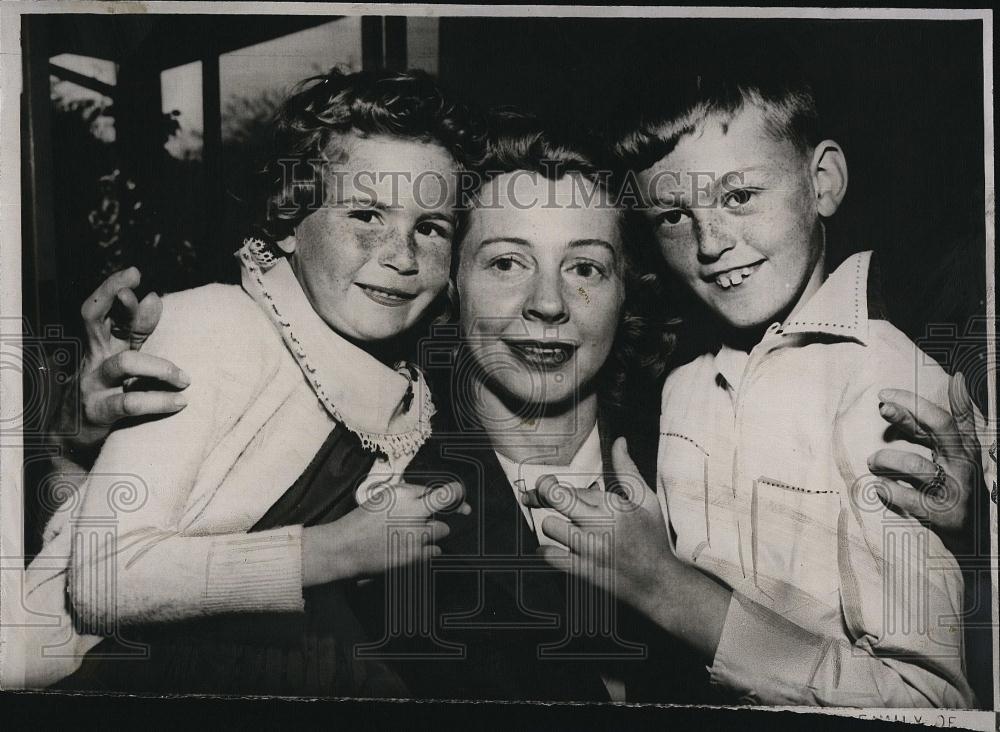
<box><xmin>490</xmin><ymin>374</ymin><xmax>578</xmax><ymax>409</ymax></box>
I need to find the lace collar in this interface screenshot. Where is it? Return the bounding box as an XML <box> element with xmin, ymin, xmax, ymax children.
<box><xmin>237</xmin><ymin>240</ymin><xmax>434</xmax><ymax>463</ymax></box>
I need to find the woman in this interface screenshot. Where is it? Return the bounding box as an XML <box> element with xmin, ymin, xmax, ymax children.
<box><xmin>22</xmin><ymin>67</ymin><xmax>478</xmax><ymax>694</ymax></box>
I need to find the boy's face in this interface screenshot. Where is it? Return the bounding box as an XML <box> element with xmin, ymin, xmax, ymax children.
<box><xmin>636</xmin><ymin>106</ymin><xmax>827</xmax><ymax>331</ymax></box>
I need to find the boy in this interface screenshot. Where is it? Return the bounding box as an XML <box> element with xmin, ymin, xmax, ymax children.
<box><xmin>610</xmin><ymin>72</ymin><xmax>976</xmax><ymax>707</ymax></box>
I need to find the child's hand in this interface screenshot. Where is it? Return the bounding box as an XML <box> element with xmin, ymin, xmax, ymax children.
<box><xmin>521</xmin><ymin>438</ymin><xmax>675</xmax><ymax>611</ymax></box>
<box><xmin>302</xmin><ymin>480</ymin><xmax>470</xmax><ymax>585</ymax></box>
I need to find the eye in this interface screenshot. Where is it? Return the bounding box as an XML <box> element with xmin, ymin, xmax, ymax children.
<box><xmin>567</xmin><ymin>261</ymin><xmax>606</xmax><ymax>279</ymax></box>
<box><xmin>489</xmin><ymin>256</ymin><xmax>525</xmax><ymax>273</ymax></box>
<box><xmin>722</xmin><ymin>189</ymin><xmax>755</xmax><ymax>209</ymax></box>
<box><xmin>348</xmin><ymin>209</ymin><xmax>381</xmax><ymax>224</ymax></box>
<box><xmin>656</xmin><ymin>209</ymin><xmax>691</xmax><ymax>227</ymax></box>
<box><xmin>415</xmin><ymin>220</ymin><xmax>453</xmax><ymax>240</ymax></box>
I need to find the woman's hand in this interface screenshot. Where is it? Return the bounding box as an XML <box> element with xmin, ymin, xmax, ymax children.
<box><xmin>62</xmin><ymin>268</ymin><xmax>189</xmax><ymax>451</ymax></box>
<box><xmin>522</xmin><ymin>437</ymin><xmax>731</xmax><ymax>658</ymax></box>
<box><xmin>868</xmin><ymin>371</ymin><xmax>989</xmax><ymax>555</ymax></box>
<box><xmin>302</xmin><ymin>480</ymin><xmax>471</xmax><ymax>585</ymax></box>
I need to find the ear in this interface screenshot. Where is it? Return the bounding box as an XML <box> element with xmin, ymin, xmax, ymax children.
<box><xmin>275</xmin><ymin>233</ymin><xmax>297</xmax><ymax>255</ymax></box>
<box><xmin>810</xmin><ymin>140</ymin><xmax>848</xmax><ymax>217</ymax></box>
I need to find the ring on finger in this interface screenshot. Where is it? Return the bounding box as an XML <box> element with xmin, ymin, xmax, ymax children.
<box><xmin>924</xmin><ymin>460</ymin><xmax>947</xmax><ymax>498</ymax></box>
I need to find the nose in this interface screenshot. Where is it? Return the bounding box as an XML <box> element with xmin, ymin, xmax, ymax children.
<box><xmin>694</xmin><ymin>215</ymin><xmax>737</xmax><ymax>265</ymax></box>
<box><xmin>522</xmin><ymin>270</ymin><xmax>569</xmax><ymax>325</ymax></box>
<box><xmin>378</xmin><ymin>228</ymin><xmax>419</xmax><ymax>276</ymax></box>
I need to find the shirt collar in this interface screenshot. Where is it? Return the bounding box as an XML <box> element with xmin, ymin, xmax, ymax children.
<box><xmin>711</xmin><ymin>251</ymin><xmax>876</xmax><ymax>391</ymax></box>
<box><xmin>779</xmin><ymin>250</ymin><xmax>873</xmax><ymax>345</ymax></box>
<box><xmin>495</xmin><ymin>421</ymin><xmax>603</xmax><ymax>489</ymax></box>
<box><xmin>713</xmin><ymin>345</ymin><xmax>750</xmax><ymax>393</ymax></box>
<box><xmin>495</xmin><ymin>422</ymin><xmax>603</xmax><ymax>538</ymax></box>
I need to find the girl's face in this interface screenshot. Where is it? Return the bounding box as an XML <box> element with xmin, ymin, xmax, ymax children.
<box><xmin>280</xmin><ymin>134</ymin><xmax>458</xmax><ymax>343</ymax></box>
<box><xmin>457</xmin><ymin>172</ymin><xmax>626</xmax><ymax>407</ymax></box>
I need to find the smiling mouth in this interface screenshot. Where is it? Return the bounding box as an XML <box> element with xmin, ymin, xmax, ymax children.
<box><xmin>708</xmin><ymin>261</ymin><xmax>765</xmax><ymax>289</ymax></box>
<box><xmin>356</xmin><ymin>283</ymin><xmax>417</xmax><ymax>307</ymax></box>
<box><xmin>503</xmin><ymin>340</ymin><xmax>578</xmax><ymax>369</ymax></box>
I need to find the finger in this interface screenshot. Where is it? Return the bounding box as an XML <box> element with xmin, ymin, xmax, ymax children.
<box><xmin>872</xmin><ymin>478</ymin><xmax>932</xmax><ymax>522</ymax></box>
<box><xmin>867</xmin><ymin>448</ymin><xmax>940</xmax><ymax>492</ymax></box>
<box><xmin>520</xmin><ymin>489</ymin><xmax>543</xmax><ymax>509</ymax></box>
<box><xmin>420</xmin><ymin>544</ymin><xmax>443</xmax><ymax>560</ymax></box>
<box><xmin>535</xmin><ymin>545</ymin><xmax>572</xmax><ymax>565</ymax></box>
<box><xmin>422</xmin><ymin>480</ymin><xmax>466</xmax><ymax>512</ymax></box>
<box><xmin>81</xmin><ymin>267</ymin><xmax>141</xmax><ymax>341</ymax></box>
<box><xmin>534</xmin><ymin>477</ymin><xmax>600</xmax><ymax>520</ymax></box>
<box><xmin>611</xmin><ymin>437</ymin><xmax>657</xmax><ymax>513</ymax></box>
<box><xmin>425</xmin><ymin>520</ymin><xmax>451</xmax><ymax>543</ymax></box>
<box><xmin>113</xmin><ymin>287</ymin><xmax>140</xmax><ymax>333</ymax></box>
<box><xmin>540</xmin><ymin>515</ymin><xmax>573</xmax><ymax>549</ymax></box>
<box><xmin>100</xmin><ymin>350</ymin><xmax>190</xmax><ymax>389</ymax></box>
<box><xmin>129</xmin><ymin>292</ymin><xmax>163</xmax><ymax>350</ymax></box>
<box><xmin>89</xmin><ymin>390</ymin><xmax>188</xmax><ymax>425</ymax></box>
<box><xmin>878</xmin><ymin>389</ymin><xmax>954</xmax><ymax>449</ymax></box>
<box><xmin>537</xmin><ymin>474</ymin><xmax>603</xmax><ymax>508</ymax></box>
<box><xmin>949</xmin><ymin>372</ymin><xmax>983</xmax><ymax>457</ymax></box>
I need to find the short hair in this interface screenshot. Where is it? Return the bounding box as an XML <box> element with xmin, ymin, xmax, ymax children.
<box><xmin>614</xmin><ymin>61</ymin><xmax>821</xmax><ymax>173</ymax></box>
<box><xmin>457</xmin><ymin>109</ymin><xmax>674</xmax><ymax>414</ymax></box>
<box><xmin>257</xmin><ymin>67</ymin><xmax>481</xmax><ymax>241</ymax></box>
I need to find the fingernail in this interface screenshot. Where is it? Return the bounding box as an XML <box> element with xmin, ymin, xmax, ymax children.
<box><xmin>877</xmin><ymin>390</ymin><xmax>890</xmax><ymax>402</ymax></box>
<box><xmin>176</xmin><ymin>369</ymin><xmax>191</xmax><ymax>387</ymax></box>
<box><xmin>173</xmin><ymin>395</ymin><xmax>188</xmax><ymax>408</ymax></box>
<box><xmin>874</xmin><ymin>484</ymin><xmax>888</xmax><ymax>503</ymax></box>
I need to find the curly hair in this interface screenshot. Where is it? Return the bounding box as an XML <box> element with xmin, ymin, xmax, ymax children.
<box><xmin>455</xmin><ymin>109</ymin><xmax>676</xmax><ymax>416</ymax></box>
<box><xmin>255</xmin><ymin>67</ymin><xmax>482</xmax><ymax>241</ymax></box>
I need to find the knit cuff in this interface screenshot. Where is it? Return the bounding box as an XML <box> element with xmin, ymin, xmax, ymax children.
<box><xmin>203</xmin><ymin>526</ymin><xmax>304</xmax><ymax>613</ymax></box>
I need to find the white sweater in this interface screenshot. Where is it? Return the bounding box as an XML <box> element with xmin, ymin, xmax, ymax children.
<box><xmin>18</xmin><ymin>257</ymin><xmax>430</xmax><ymax>687</ymax></box>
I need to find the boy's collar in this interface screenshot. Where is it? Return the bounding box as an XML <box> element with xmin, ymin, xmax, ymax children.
<box><xmin>779</xmin><ymin>250</ymin><xmax>875</xmax><ymax>346</ymax></box>
<box><xmin>713</xmin><ymin>251</ymin><xmax>878</xmax><ymax>390</ymax></box>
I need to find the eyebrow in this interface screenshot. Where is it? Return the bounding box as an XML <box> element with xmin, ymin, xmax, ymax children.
<box><xmin>475</xmin><ymin>236</ymin><xmax>531</xmax><ymax>251</ymax></box>
<box><xmin>418</xmin><ymin>211</ymin><xmax>457</xmax><ymax>227</ymax></box>
<box><xmin>569</xmin><ymin>238</ymin><xmax>617</xmax><ymax>257</ymax></box>
<box><xmin>474</xmin><ymin>236</ymin><xmax>617</xmax><ymax>257</ymax></box>
<box><xmin>332</xmin><ymin>196</ymin><xmax>393</xmax><ymax>210</ymax></box>
<box><xmin>645</xmin><ymin>165</ymin><xmax>773</xmax><ymax>208</ymax></box>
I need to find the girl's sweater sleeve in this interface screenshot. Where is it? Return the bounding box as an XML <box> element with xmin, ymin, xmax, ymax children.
<box><xmin>67</xmin><ymin>286</ymin><xmax>304</xmax><ymax>629</ymax></box>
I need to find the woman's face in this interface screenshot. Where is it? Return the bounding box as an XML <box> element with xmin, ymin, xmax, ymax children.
<box><xmin>457</xmin><ymin>172</ymin><xmax>626</xmax><ymax>407</ymax></box>
<box><xmin>280</xmin><ymin>134</ymin><xmax>458</xmax><ymax>343</ymax></box>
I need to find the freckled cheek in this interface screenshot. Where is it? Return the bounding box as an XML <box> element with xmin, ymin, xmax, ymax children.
<box><xmin>417</xmin><ymin>246</ymin><xmax>452</xmax><ymax>291</ymax></box>
<box><xmin>659</xmin><ymin>242</ymin><xmax>699</xmax><ymax>285</ymax></box>
<box><xmin>354</xmin><ymin>227</ymin><xmax>396</xmax><ymax>251</ymax></box>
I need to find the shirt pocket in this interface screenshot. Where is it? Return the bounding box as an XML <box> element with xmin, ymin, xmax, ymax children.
<box><xmin>747</xmin><ymin>453</ymin><xmax>842</xmax><ymax>618</ymax></box>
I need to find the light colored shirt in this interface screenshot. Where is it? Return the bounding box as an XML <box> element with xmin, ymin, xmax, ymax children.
<box><xmin>495</xmin><ymin>422</ymin><xmax>604</xmax><ymax>547</ymax></box>
<box><xmin>657</xmin><ymin>251</ymin><xmax>975</xmax><ymax>708</ymax></box>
